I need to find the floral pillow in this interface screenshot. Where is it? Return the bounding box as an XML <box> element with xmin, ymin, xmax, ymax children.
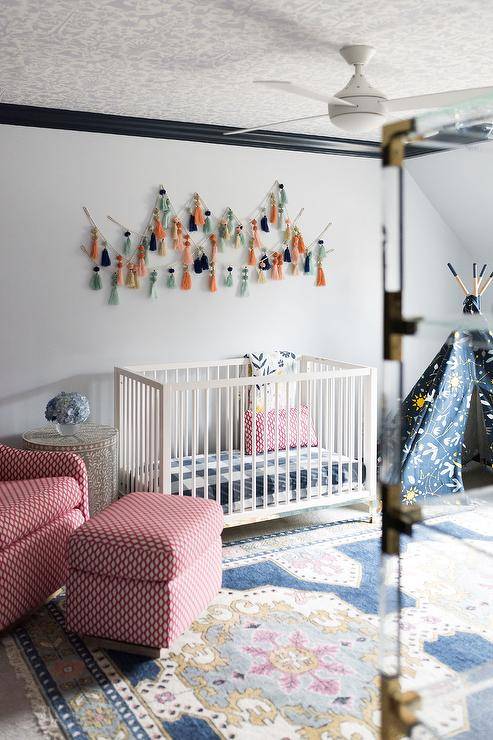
<box><xmin>246</xmin><ymin>351</ymin><xmax>298</xmax><ymax>411</ymax></box>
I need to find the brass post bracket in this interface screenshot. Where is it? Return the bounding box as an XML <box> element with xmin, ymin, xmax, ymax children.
<box><xmin>384</xmin><ymin>291</ymin><xmax>420</xmax><ymax>361</ymax></box>
<box><xmin>382</xmin><ymin>119</ymin><xmax>415</xmax><ymax>168</ymax></box>
<box><xmin>381</xmin><ymin>675</ymin><xmax>421</xmax><ymax>739</ymax></box>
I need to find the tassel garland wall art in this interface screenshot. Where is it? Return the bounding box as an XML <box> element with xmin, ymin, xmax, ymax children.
<box><xmin>80</xmin><ymin>181</ymin><xmax>336</xmax><ymax>306</ymax></box>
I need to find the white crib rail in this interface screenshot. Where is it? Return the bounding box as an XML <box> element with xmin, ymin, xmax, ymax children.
<box><xmin>115</xmin><ymin>356</ymin><xmax>377</xmax><ymax>525</ymax></box>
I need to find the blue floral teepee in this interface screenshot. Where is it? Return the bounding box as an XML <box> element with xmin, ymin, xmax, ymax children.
<box><xmin>401</xmin><ymin>292</ymin><xmax>493</xmax><ymax>505</ymax></box>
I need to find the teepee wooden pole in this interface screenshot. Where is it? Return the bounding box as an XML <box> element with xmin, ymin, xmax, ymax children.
<box><xmin>478</xmin><ymin>264</ymin><xmax>488</xmax><ymax>293</ymax></box>
<box><xmin>480</xmin><ymin>270</ymin><xmax>493</xmax><ymax>296</ymax></box>
<box><xmin>473</xmin><ymin>263</ymin><xmax>478</xmax><ymax>296</ymax></box>
<box><xmin>447</xmin><ymin>263</ymin><xmax>468</xmax><ymax>296</ymax></box>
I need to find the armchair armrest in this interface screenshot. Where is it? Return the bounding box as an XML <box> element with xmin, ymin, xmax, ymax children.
<box><xmin>0</xmin><ymin>445</ymin><xmax>89</xmax><ymax>520</ymax></box>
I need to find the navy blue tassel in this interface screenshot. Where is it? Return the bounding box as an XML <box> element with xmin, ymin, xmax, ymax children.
<box><xmin>189</xmin><ymin>213</ymin><xmax>197</xmax><ymax>232</ymax></box>
<box><xmin>260</xmin><ymin>253</ymin><xmax>271</xmax><ymax>270</ymax></box>
<box><xmin>193</xmin><ymin>256</ymin><xmax>203</xmax><ymax>274</ymax></box>
<box><xmin>260</xmin><ymin>214</ymin><xmax>269</xmax><ymax>232</ymax></box>
<box><xmin>304</xmin><ymin>253</ymin><xmax>311</xmax><ymax>274</ymax></box>
<box><xmin>283</xmin><ymin>245</ymin><xmax>291</xmax><ymax>263</ymax></box>
<box><xmin>201</xmin><ymin>252</ymin><xmax>209</xmax><ymax>271</ymax></box>
<box><xmin>101</xmin><ymin>246</ymin><xmax>111</xmax><ymax>267</ymax></box>
<box><xmin>149</xmin><ymin>232</ymin><xmax>157</xmax><ymax>252</ymax></box>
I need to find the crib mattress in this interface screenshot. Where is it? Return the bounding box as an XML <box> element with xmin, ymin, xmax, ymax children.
<box><xmin>170</xmin><ymin>447</ymin><xmax>365</xmax><ymax>512</ymax></box>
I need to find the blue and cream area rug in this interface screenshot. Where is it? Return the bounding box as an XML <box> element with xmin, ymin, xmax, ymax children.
<box><xmin>2</xmin><ymin>511</ymin><xmax>493</xmax><ymax>739</ymax></box>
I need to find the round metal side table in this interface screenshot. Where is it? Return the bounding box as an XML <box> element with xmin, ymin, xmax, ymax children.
<box><xmin>23</xmin><ymin>424</ymin><xmax>118</xmax><ymax>516</ymax></box>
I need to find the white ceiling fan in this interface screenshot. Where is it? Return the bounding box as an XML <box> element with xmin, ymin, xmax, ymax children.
<box><xmin>224</xmin><ymin>45</ymin><xmax>493</xmax><ymax>136</ymax></box>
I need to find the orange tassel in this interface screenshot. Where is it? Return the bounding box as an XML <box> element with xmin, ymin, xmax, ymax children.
<box><xmin>194</xmin><ymin>194</ymin><xmax>205</xmax><ymax>227</ymax></box>
<box><xmin>210</xmin><ymin>263</ymin><xmax>217</xmax><ymax>292</ymax></box>
<box><xmin>269</xmin><ymin>193</ymin><xmax>278</xmax><ymax>225</ymax></box>
<box><xmin>291</xmin><ymin>243</ymin><xmax>299</xmax><ymax>265</ymax></box>
<box><xmin>210</xmin><ymin>234</ymin><xmax>218</xmax><ymax>261</ymax></box>
<box><xmin>316</xmin><ymin>262</ymin><xmax>326</xmax><ymax>286</ymax></box>
<box><xmin>116</xmin><ymin>255</ymin><xmax>124</xmax><ymax>286</ymax></box>
<box><xmin>248</xmin><ymin>242</ymin><xmax>256</xmax><ymax>266</ymax></box>
<box><xmin>183</xmin><ymin>234</ymin><xmax>193</xmax><ymax>265</ymax></box>
<box><xmin>137</xmin><ymin>246</ymin><xmax>147</xmax><ymax>277</ymax></box>
<box><xmin>90</xmin><ymin>227</ymin><xmax>99</xmax><ymax>261</ymax></box>
<box><xmin>181</xmin><ymin>266</ymin><xmax>192</xmax><ymax>290</ymax></box>
<box><xmin>298</xmin><ymin>233</ymin><xmax>306</xmax><ymax>253</ymax></box>
<box><xmin>154</xmin><ymin>215</ymin><xmax>166</xmax><ymax>241</ymax></box>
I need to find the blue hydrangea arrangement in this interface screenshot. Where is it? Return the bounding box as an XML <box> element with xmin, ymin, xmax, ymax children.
<box><xmin>45</xmin><ymin>392</ymin><xmax>90</xmax><ymax>425</ymax></box>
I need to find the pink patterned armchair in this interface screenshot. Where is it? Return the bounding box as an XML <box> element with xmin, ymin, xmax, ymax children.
<box><xmin>0</xmin><ymin>444</ymin><xmax>89</xmax><ymax>632</ymax></box>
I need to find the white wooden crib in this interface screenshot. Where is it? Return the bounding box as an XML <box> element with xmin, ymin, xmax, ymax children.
<box><xmin>114</xmin><ymin>356</ymin><xmax>377</xmax><ymax>526</ymax></box>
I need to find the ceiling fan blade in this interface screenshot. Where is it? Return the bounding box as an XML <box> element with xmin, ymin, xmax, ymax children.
<box><xmin>254</xmin><ymin>80</ymin><xmax>356</xmax><ymax>107</ymax></box>
<box><xmin>386</xmin><ymin>86</ymin><xmax>493</xmax><ymax>112</ymax></box>
<box><xmin>223</xmin><ymin>114</ymin><xmax>330</xmax><ymax>136</ymax></box>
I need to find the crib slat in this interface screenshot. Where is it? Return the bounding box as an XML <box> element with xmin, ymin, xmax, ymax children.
<box><xmin>263</xmin><ymin>383</ymin><xmax>268</xmax><ymax>510</ymax></box>
<box><xmin>317</xmin><ymin>375</ymin><xmax>323</xmax><ymax>499</ymax></box>
<box><xmin>216</xmin><ymin>386</ymin><xmax>221</xmax><ymax>509</ymax></box>
<box><xmin>285</xmin><ymin>381</ymin><xmax>290</xmax><ymax>504</ymax></box>
<box><xmin>337</xmin><ymin>378</ymin><xmax>344</xmax><ymax>494</ymax></box>
<box><xmin>296</xmin><ymin>379</ymin><xmax>301</xmax><ymax>504</ymax></box>
<box><xmin>228</xmin><ymin>385</ymin><xmax>233</xmax><ymax>515</ymax></box>
<box><xmin>252</xmin><ymin>391</ymin><xmax>257</xmax><ymax>512</ymax></box>
<box><xmin>307</xmin><ymin>371</ymin><xmax>312</xmax><ymax>499</ymax></box>
<box><xmin>349</xmin><ymin>376</ymin><xmax>354</xmax><ymax>493</ymax></box>
<box><xmin>358</xmin><ymin>376</ymin><xmax>363</xmax><ymax>491</ymax></box>
<box><xmin>240</xmin><ymin>384</ymin><xmax>245</xmax><ymax>514</ymax></box>
<box><xmin>204</xmin><ymin>368</ymin><xmax>210</xmax><ymax>499</ymax></box>
<box><xmin>192</xmin><ymin>388</ymin><xmax>197</xmax><ymax>497</ymax></box>
<box><xmin>179</xmin><ymin>390</ymin><xmax>184</xmax><ymax>496</ymax></box>
<box><xmin>274</xmin><ymin>383</ymin><xmax>279</xmax><ymax>508</ymax></box>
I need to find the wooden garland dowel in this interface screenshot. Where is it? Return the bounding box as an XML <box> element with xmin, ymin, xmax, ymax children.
<box><xmin>107</xmin><ymin>215</ymin><xmax>146</xmax><ymax>239</ymax></box>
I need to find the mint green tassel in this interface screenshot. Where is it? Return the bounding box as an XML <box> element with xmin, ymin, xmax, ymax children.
<box><xmin>218</xmin><ymin>221</ymin><xmax>227</xmax><ymax>251</ymax></box>
<box><xmin>161</xmin><ymin>198</ymin><xmax>171</xmax><ymax>228</ymax></box>
<box><xmin>240</xmin><ymin>267</ymin><xmax>249</xmax><ymax>297</ymax></box>
<box><xmin>108</xmin><ymin>272</ymin><xmax>119</xmax><ymax>305</ymax></box>
<box><xmin>318</xmin><ymin>241</ymin><xmax>326</xmax><ymax>259</ymax></box>
<box><xmin>167</xmin><ymin>269</ymin><xmax>176</xmax><ymax>288</ymax></box>
<box><xmin>227</xmin><ymin>207</ymin><xmax>235</xmax><ymax>236</ymax></box>
<box><xmin>90</xmin><ymin>266</ymin><xmax>102</xmax><ymax>290</ymax></box>
<box><xmin>279</xmin><ymin>184</ymin><xmax>287</xmax><ymax>206</ymax></box>
<box><xmin>203</xmin><ymin>215</ymin><xmax>212</xmax><ymax>234</ymax></box>
<box><xmin>123</xmin><ymin>232</ymin><xmax>132</xmax><ymax>256</ymax></box>
<box><xmin>225</xmin><ymin>267</ymin><xmax>233</xmax><ymax>287</ymax></box>
<box><xmin>142</xmin><ymin>236</ymin><xmax>149</xmax><ymax>265</ymax></box>
<box><xmin>149</xmin><ymin>269</ymin><xmax>158</xmax><ymax>299</ymax></box>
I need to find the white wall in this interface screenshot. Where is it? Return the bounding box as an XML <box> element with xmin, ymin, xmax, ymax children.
<box><xmin>0</xmin><ymin>125</ymin><xmax>383</xmax><ymax>443</ymax></box>
<box><xmin>402</xmin><ymin>169</ymin><xmax>473</xmax><ymax>392</ymax></box>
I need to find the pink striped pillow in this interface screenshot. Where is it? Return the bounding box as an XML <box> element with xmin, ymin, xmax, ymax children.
<box><xmin>244</xmin><ymin>405</ymin><xmax>318</xmax><ymax>455</ymax></box>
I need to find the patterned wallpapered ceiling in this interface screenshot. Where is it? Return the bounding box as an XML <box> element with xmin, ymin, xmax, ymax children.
<box><xmin>2</xmin><ymin>0</ymin><xmax>493</xmax><ymax>140</ymax></box>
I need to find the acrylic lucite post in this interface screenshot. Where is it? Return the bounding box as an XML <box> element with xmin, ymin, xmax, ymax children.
<box><xmin>380</xmin><ymin>95</ymin><xmax>493</xmax><ymax>739</ymax></box>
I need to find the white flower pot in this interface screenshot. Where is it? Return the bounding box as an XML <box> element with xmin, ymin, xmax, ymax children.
<box><xmin>55</xmin><ymin>423</ymin><xmax>81</xmax><ymax>436</ymax></box>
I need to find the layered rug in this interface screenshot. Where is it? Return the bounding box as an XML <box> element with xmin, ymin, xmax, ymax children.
<box><xmin>2</xmin><ymin>510</ymin><xmax>493</xmax><ymax>739</ymax></box>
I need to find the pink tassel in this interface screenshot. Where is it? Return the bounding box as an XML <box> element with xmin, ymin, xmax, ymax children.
<box><xmin>183</xmin><ymin>234</ymin><xmax>193</xmax><ymax>265</ymax></box>
<box><xmin>210</xmin><ymin>234</ymin><xmax>218</xmax><ymax>261</ymax></box>
<box><xmin>137</xmin><ymin>246</ymin><xmax>148</xmax><ymax>277</ymax></box>
<box><xmin>251</xmin><ymin>219</ymin><xmax>262</xmax><ymax>249</ymax></box>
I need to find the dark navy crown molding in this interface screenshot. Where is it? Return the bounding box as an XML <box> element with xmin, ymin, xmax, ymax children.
<box><xmin>0</xmin><ymin>103</ymin><xmax>436</xmax><ymax>158</ymax></box>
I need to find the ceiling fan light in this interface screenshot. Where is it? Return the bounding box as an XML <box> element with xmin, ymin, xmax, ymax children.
<box><xmin>329</xmin><ymin>110</ymin><xmax>385</xmax><ymax>133</ymax></box>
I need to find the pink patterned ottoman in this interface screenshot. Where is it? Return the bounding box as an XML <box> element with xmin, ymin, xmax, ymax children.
<box><xmin>65</xmin><ymin>492</ymin><xmax>223</xmax><ymax>653</ymax></box>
